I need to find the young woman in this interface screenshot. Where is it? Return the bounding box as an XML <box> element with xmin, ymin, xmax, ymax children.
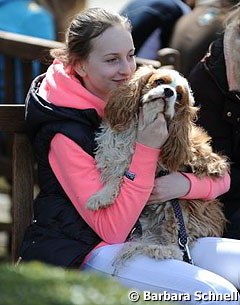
<box><xmin>20</xmin><ymin>7</ymin><xmax>240</xmax><ymax>304</ymax></box>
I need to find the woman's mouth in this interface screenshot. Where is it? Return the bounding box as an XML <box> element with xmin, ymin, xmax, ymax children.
<box><xmin>113</xmin><ymin>79</ymin><xmax>128</xmax><ymax>85</ymax></box>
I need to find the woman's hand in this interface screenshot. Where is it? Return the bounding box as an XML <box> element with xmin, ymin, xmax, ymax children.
<box><xmin>148</xmin><ymin>172</ymin><xmax>191</xmax><ymax>204</ymax></box>
<box><xmin>137</xmin><ymin>107</ymin><xmax>169</xmax><ymax>149</ymax></box>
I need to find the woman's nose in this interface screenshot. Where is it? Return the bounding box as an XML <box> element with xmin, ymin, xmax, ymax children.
<box><xmin>119</xmin><ymin>60</ymin><xmax>132</xmax><ymax>75</ymax></box>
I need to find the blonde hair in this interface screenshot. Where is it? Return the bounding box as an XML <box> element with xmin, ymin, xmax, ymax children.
<box><xmin>50</xmin><ymin>7</ymin><xmax>131</xmax><ymax>66</ymax></box>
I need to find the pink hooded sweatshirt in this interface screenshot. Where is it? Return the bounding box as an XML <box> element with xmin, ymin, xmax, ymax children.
<box><xmin>39</xmin><ymin>60</ymin><xmax>230</xmax><ymax>247</ymax></box>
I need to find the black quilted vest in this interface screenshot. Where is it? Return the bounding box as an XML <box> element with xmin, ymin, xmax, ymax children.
<box><xmin>20</xmin><ymin>75</ymin><xmax>102</xmax><ymax>267</ymax></box>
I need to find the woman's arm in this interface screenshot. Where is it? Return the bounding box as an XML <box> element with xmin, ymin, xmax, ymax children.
<box><xmin>49</xmin><ymin>133</ymin><xmax>160</xmax><ymax>244</ymax></box>
<box><xmin>181</xmin><ymin>172</ymin><xmax>230</xmax><ymax>200</ymax></box>
<box><xmin>148</xmin><ymin>171</ymin><xmax>230</xmax><ymax>204</ymax></box>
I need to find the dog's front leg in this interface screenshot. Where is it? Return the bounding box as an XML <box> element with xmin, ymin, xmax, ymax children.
<box><xmin>86</xmin><ymin>178</ymin><xmax>123</xmax><ymax>210</ymax></box>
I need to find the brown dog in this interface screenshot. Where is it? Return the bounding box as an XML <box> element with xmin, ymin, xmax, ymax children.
<box><xmin>86</xmin><ymin>66</ymin><xmax>228</xmax><ymax>263</ymax></box>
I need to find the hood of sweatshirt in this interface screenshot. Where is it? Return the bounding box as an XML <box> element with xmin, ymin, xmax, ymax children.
<box><xmin>25</xmin><ymin>60</ymin><xmax>104</xmax><ymax>136</ymax></box>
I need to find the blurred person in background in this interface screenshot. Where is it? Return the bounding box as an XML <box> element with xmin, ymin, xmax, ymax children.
<box><xmin>188</xmin><ymin>3</ymin><xmax>240</xmax><ymax>239</ymax></box>
<box><xmin>169</xmin><ymin>0</ymin><xmax>238</xmax><ymax>76</ymax></box>
<box><xmin>120</xmin><ymin>0</ymin><xmax>192</xmax><ymax>60</ymax></box>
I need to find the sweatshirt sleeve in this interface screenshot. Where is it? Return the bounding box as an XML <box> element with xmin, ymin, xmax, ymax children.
<box><xmin>48</xmin><ymin>133</ymin><xmax>160</xmax><ymax>244</ymax></box>
<box><xmin>180</xmin><ymin>172</ymin><xmax>230</xmax><ymax>200</ymax></box>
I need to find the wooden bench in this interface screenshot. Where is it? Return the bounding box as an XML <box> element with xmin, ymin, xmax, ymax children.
<box><xmin>0</xmin><ymin>31</ymin><xmax>63</xmax><ymax>104</ymax></box>
<box><xmin>0</xmin><ymin>105</ymin><xmax>33</xmax><ymax>262</ymax></box>
<box><xmin>0</xmin><ymin>32</ymin><xmax>62</xmax><ymax>258</ymax></box>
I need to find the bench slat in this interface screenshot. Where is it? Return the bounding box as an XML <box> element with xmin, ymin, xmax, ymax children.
<box><xmin>12</xmin><ymin>133</ymin><xmax>34</xmax><ymax>262</ymax></box>
<box><xmin>0</xmin><ymin>31</ymin><xmax>63</xmax><ymax>60</ymax></box>
<box><xmin>0</xmin><ymin>105</ymin><xmax>26</xmax><ymax>132</ymax></box>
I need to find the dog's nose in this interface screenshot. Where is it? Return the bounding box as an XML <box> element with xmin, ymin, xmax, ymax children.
<box><xmin>164</xmin><ymin>87</ymin><xmax>174</xmax><ymax>98</ymax></box>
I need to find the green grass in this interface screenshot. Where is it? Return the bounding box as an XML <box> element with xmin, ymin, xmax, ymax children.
<box><xmin>0</xmin><ymin>262</ymin><xmax>175</xmax><ymax>305</ymax></box>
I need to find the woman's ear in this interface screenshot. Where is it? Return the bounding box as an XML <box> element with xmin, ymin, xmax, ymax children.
<box><xmin>74</xmin><ymin>63</ymin><xmax>87</xmax><ymax>77</ymax></box>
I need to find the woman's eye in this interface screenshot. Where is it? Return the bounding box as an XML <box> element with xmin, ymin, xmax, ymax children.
<box><xmin>106</xmin><ymin>58</ymin><xmax>117</xmax><ymax>63</ymax></box>
<box><xmin>177</xmin><ymin>92</ymin><xmax>182</xmax><ymax>100</ymax></box>
<box><xmin>129</xmin><ymin>54</ymin><xmax>136</xmax><ymax>59</ymax></box>
<box><xmin>155</xmin><ymin>79</ymin><xmax>165</xmax><ymax>85</ymax></box>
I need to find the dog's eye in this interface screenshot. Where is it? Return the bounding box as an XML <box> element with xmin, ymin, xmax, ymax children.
<box><xmin>177</xmin><ymin>92</ymin><xmax>182</xmax><ymax>100</ymax></box>
<box><xmin>155</xmin><ymin>79</ymin><xmax>165</xmax><ymax>85</ymax></box>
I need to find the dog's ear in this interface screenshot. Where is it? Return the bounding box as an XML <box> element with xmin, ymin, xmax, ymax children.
<box><xmin>161</xmin><ymin>85</ymin><xmax>198</xmax><ymax>171</ymax></box>
<box><xmin>104</xmin><ymin>66</ymin><xmax>154</xmax><ymax>131</ymax></box>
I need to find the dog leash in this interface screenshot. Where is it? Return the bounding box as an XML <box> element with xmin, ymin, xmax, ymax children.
<box><xmin>158</xmin><ymin>170</ymin><xmax>193</xmax><ymax>264</ymax></box>
<box><xmin>171</xmin><ymin>198</ymin><xmax>194</xmax><ymax>264</ymax></box>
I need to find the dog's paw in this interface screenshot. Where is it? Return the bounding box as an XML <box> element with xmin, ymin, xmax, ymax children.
<box><xmin>86</xmin><ymin>199</ymin><xmax>101</xmax><ymax>211</ymax></box>
<box><xmin>86</xmin><ymin>196</ymin><xmax>112</xmax><ymax>211</ymax></box>
<box><xmin>144</xmin><ymin>244</ymin><xmax>183</xmax><ymax>261</ymax></box>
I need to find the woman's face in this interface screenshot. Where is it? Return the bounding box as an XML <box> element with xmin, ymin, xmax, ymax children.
<box><xmin>76</xmin><ymin>25</ymin><xmax>136</xmax><ymax>101</ymax></box>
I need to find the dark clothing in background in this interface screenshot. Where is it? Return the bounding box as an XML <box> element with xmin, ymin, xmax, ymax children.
<box><xmin>120</xmin><ymin>0</ymin><xmax>190</xmax><ymax>58</ymax></box>
<box><xmin>188</xmin><ymin>36</ymin><xmax>240</xmax><ymax>239</ymax></box>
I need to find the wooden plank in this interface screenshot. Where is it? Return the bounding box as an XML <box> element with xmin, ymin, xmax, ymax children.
<box><xmin>11</xmin><ymin>133</ymin><xmax>34</xmax><ymax>261</ymax></box>
<box><xmin>0</xmin><ymin>31</ymin><xmax>63</xmax><ymax>60</ymax></box>
<box><xmin>0</xmin><ymin>223</ymin><xmax>11</xmax><ymax>231</ymax></box>
<box><xmin>0</xmin><ymin>105</ymin><xmax>26</xmax><ymax>132</ymax></box>
<box><xmin>136</xmin><ymin>57</ymin><xmax>161</xmax><ymax>69</ymax></box>
<box><xmin>157</xmin><ymin>48</ymin><xmax>181</xmax><ymax>71</ymax></box>
<box><xmin>0</xmin><ymin>105</ymin><xmax>34</xmax><ymax>261</ymax></box>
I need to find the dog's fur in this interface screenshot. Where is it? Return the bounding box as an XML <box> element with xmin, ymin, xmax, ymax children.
<box><xmin>86</xmin><ymin>66</ymin><xmax>229</xmax><ymax>264</ymax></box>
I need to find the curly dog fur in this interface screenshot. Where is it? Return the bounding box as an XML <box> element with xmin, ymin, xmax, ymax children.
<box><xmin>86</xmin><ymin>66</ymin><xmax>229</xmax><ymax>264</ymax></box>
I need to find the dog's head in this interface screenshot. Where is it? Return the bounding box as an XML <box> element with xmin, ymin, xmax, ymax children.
<box><xmin>104</xmin><ymin>66</ymin><xmax>199</xmax><ymax>170</ymax></box>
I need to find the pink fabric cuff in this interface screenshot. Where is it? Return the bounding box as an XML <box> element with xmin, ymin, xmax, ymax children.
<box><xmin>128</xmin><ymin>142</ymin><xmax>160</xmax><ymax>187</ymax></box>
<box><xmin>181</xmin><ymin>172</ymin><xmax>230</xmax><ymax>200</ymax></box>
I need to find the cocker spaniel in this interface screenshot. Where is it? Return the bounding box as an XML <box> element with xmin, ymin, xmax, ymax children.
<box><xmin>86</xmin><ymin>66</ymin><xmax>228</xmax><ymax>264</ymax></box>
